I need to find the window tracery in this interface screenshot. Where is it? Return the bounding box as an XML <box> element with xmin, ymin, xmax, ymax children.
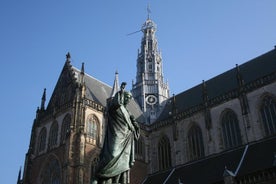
<box><xmin>260</xmin><ymin>96</ymin><xmax>276</xmax><ymax>136</ymax></box>
<box><xmin>221</xmin><ymin>110</ymin><xmax>242</xmax><ymax>149</ymax></box>
<box><xmin>38</xmin><ymin>128</ymin><xmax>47</xmax><ymax>153</ymax></box>
<box><xmin>158</xmin><ymin>135</ymin><xmax>171</xmax><ymax>170</ymax></box>
<box><xmin>49</xmin><ymin>121</ymin><xmax>59</xmax><ymax>148</ymax></box>
<box><xmin>187</xmin><ymin>124</ymin><xmax>205</xmax><ymax>160</ymax></box>
<box><xmin>61</xmin><ymin>114</ymin><xmax>71</xmax><ymax>143</ymax></box>
<box><xmin>87</xmin><ymin>114</ymin><xmax>99</xmax><ymax>144</ymax></box>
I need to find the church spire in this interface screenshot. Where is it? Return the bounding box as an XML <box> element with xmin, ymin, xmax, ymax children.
<box><xmin>131</xmin><ymin>10</ymin><xmax>169</xmax><ymax>124</ymax></box>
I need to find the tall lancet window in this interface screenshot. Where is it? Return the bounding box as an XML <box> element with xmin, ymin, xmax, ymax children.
<box><xmin>221</xmin><ymin>110</ymin><xmax>242</xmax><ymax>149</ymax></box>
<box><xmin>187</xmin><ymin>125</ymin><xmax>205</xmax><ymax>161</ymax></box>
<box><xmin>38</xmin><ymin>127</ymin><xmax>47</xmax><ymax>153</ymax></box>
<box><xmin>260</xmin><ymin>96</ymin><xmax>276</xmax><ymax>136</ymax></box>
<box><xmin>49</xmin><ymin>121</ymin><xmax>59</xmax><ymax>148</ymax></box>
<box><xmin>61</xmin><ymin>114</ymin><xmax>71</xmax><ymax>143</ymax></box>
<box><xmin>87</xmin><ymin>114</ymin><xmax>99</xmax><ymax>144</ymax></box>
<box><xmin>158</xmin><ymin>135</ymin><xmax>171</xmax><ymax>170</ymax></box>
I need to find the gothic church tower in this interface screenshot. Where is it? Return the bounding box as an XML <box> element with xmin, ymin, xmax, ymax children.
<box><xmin>132</xmin><ymin>15</ymin><xmax>169</xmax><ymax>124</ymax></box>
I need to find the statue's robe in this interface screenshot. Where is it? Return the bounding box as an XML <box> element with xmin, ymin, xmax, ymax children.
<box><xmin>96</xmin><ymin>92</ymin><xmax>139</xmax><ymax>183</ymax></box>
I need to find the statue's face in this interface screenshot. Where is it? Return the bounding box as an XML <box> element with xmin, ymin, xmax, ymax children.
<box><xmin>124</xmin><ymin>94</ymin><xmax>132</xmax><ymax>105</ymax></box>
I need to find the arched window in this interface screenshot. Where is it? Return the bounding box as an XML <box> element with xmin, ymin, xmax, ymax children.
<box><xmin>61</xmin><ymin>114</ymin><xmax>71</xmax><ymax>143</ymax></box>
<box><xmin>158</xmin><ymin>135</ymin><xmax>171</xmax><ymax>170</ymax></box>
<box><xmin>49</xmin><ymin>121</ymin><xmax>59</xmax><ymax>148</ymax></box>
<box><xmin>38</xmin><ymin>128</ymin><xmax>47</xmax><ymax>153</ymax></box>
<box><xmin>260</xmin><ymin>96</ymin><xmax>276</xmax><ymax>136</ymax></box>
<box><xmin>41</xmin><ymin>158</ymin><xmax>61</xmax><ymax>184</ymax></box>
<box><xmin>187</xmin><ymin>125</ymin><xmax>205</xmax><ymax>161</ymax></box>
<box><xmin>221</xmin><ymin>110</ymin><xmax>242</xmax><ymax>149</ymax></box>
<box><xmin>135</xmin><ymin>137</ymin><xmax>145</xmax><ymax>160</ymax></box>
<box><xmin>87</xmin><ymin>115</ymin><xmax>99</xmax><ymax>143</ymax></box>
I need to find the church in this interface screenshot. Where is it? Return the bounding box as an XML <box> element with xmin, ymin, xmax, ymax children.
<box><xmin>19</xmin><ymin>15</ymin><xmax>276</xmax><ymax>184</ymax></box>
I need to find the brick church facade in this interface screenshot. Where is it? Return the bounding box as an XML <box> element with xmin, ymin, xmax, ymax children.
<box><xmin>19</xmin><ymin>16</ymin><xmax>276</xmax><ymax>184</ymax></box>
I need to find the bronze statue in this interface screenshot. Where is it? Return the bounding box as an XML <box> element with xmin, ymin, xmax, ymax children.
<box><xmin>94</xmin><ymin>82</ymin><xmax>140</xmax><ymax>184</ymax></box>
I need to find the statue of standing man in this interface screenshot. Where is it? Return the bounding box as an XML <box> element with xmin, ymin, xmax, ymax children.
<box><xmin>93</xmin><ymin>82</ymin><xmax>140</xmax><ymax>184</ymax></box>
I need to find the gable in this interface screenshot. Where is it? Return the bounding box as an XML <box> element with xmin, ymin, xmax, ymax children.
<box><xmin>46</xmin><ymin>61</ymin><xmax>77</xmax><ymax>112</ymax></box>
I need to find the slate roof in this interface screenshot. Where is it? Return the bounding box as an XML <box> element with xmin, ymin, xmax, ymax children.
<box><xmin>72</xmin><ymin>67</ymin><xmax>145</xmax><ymax>122</ymax></box>
<box><xmin>157</xmin><ymin>48</ymin><xmax>276</xmax><ymax>122</ymax></box>
<box><xmin>142</xmin><ymin>137</ymin><xmax>276</xmax><ymax>184</ymax></box>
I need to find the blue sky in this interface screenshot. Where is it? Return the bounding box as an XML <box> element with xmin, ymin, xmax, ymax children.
<box><xmin>0</xmin><ymin>1</ymin><xmax>276</xmax><ymax>183</ymax></box>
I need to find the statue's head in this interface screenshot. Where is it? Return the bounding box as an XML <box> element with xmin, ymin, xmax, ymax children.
<box><xmin>121</xmin><ymin>82</ymin><xmax>127</xmax><ymax>90</ymax></box>
<box><xmin>123</xmin><ymin>91</ymin><xmax>132</xmax><ymax>105</ymax></box>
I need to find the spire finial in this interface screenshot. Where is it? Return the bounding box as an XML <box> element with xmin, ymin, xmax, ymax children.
<box><xmin>236</xmin><ymin>64</ymin><xmax>244</xmax><ymax>87</ymax></box>
<box><xmin>81</xmin><ymin>62</ymin><xmax>85</xmax><ymax>74</ymax></box>
<box><xmin>40</xmin><ymin>88</ymin><xmax>46</xmax><ymax>111</ymax></box>
<box><xmin>236</xmin><ymin>64</ymin><xmax>240</xmax><ymax>72</ymax></box>
<box><xmin>66</xmin><ymin>52</ymin><xmax>71</xmax><ymax>62</ymax></box>
<box><xmin>147</xmin><ymin>4</ymin><xmax>151</xmax><ymax>19</ymax></box>
<box><xmin>111</xmin><ymin>70</ymin><xmax>120</xmax><ymax>97</ymax></box>
<box><xmin>202</xmin><ymin>80</ymin><xmax>209</xmax><ymax>103</ymax></box>
<box><xmin>80</xmin><ymin>62</ymin><xmax>85</xmax><ymax>86</ymax></box>
<box><xmin>17</xmin><ymin>166</ymin><xmax>22</xmax><ymax>184</ymax></box>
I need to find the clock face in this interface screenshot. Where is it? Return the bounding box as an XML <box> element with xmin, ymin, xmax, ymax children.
<box><xmin>146</xmin><ymin>95</ymin><xmax>157</xmax><ymax>105</ymax></box>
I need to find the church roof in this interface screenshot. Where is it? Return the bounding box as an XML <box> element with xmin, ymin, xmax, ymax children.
<box><xmin>72</xmin><ymin>67</ymin><xmax>145</xmax><ymax>122</ymax></box>
<box><xmin>73</xmin><ymin>67</ymin><xmax>112</xmax><ymax>107</ymax></box>
<box><xmin>157</xmin><ymin>48</ymin><xmax>276</xmax><ymax>122</ymax></box>
<box><xmin>142</xmin><ymin>137</ymin><xmax>276</xmax><ymax>184</ymax></box>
